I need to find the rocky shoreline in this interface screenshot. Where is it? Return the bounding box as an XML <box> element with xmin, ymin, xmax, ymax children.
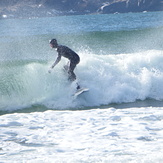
<box><xmin>0</xmin><ymin>0</ymin><xmax>163</xmax><ymax>19</ymax></box>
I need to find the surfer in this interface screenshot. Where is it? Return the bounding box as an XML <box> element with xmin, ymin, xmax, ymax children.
<box><xmin>48</xmin><ymin>39</ymin><xmax>80</xmax><ymax>89</ymax></box>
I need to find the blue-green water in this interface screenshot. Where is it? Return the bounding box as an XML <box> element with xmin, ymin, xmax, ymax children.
<box><xmin>1</xmin><ymin>12</ymin><xmax>163</xmax><ymax>163</ymax></box>
<box><xmin>1</xmin><ymin>12</ymin><xmax>163</xmax><ymax>112</ymax></box>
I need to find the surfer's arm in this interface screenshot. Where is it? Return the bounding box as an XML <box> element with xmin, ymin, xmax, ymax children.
<box><xmin>48</xmin><ymin>55</ymin><xmax>61</xmax><ymax>73</ymax></box>
<box><xmin>51</xmin><ymin>55</ymin><xmax>61</xmax><ymax>68</ymax></box>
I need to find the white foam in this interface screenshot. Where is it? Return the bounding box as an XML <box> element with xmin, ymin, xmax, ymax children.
<box><xmin>1</xmin><ymin>50</ymin><xmax>163</xmax><ymax>111</ymax></box>
<box><xmin>77</xmin><ymin>50</ymin><xmax>163</xmax><ymax>104</ymax></box>
<box><xmin>0</xmin><ymin>107</ymin><xmax>163</xmax><ymax>162</ymax></box>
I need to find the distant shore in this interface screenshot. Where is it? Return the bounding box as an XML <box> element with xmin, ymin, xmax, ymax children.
<box><xmin>0</xmin><ymin>0</ymin><xmax>163</xmax><ymax>19</ymax></box>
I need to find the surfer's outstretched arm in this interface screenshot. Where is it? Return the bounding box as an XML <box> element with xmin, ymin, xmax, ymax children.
<box><xmin>48</xmin><ymin>55</ymin><xmax>61</xmax><ymax>73</ymax></box>
<box><xmin>51</xmin><ymin>55</ymin><xmax>61</xmax><ymax>68</ymax></box>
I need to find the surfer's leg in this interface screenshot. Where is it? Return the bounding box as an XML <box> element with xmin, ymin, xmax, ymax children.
<box><xmin>68</xmin><ymin>60</ymin><xmax>80</xmax><ymax>89</ymax></box>
<box><xmin>63</xmin><ymin>61</ymin><xmax>70</xmax><ymax>71</ymax></box>
<box><xmin>76</xmin><ymin>83</ymin><xmax>80</xmax><ymax>90</ymax></box>
<box><xmin>68</xmin><ymin>68</ymin><xmax>80</xmax><ymax>90</ymax></box>
<box><xmin>68</xmin><ymin>62</ymin><xmax>78</xmax><ymax>82</ymax></box>
<box><xmin>68</xmin><ymin>71</ymin><xmax>76</xmax><ymax>81</ymax></box>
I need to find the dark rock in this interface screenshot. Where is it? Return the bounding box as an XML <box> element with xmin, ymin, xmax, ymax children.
<box><xmin>101</xmin><ymin>0</ymin><xmax>162</xmax><ymax>14</ymax></box>
<box><xmin>0</xmin><ymin>0</ymin><xmax>163</xmax><ymax>18</ymax></box>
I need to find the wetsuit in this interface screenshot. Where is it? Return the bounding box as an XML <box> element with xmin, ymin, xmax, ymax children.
<box><xmin>53</xmin><ymin>45</ymin><xmax>80</xmax><ymax>81</ymax></box>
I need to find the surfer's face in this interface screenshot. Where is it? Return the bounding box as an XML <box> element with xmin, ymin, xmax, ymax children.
<box><xmin>50</xmin><ymin>43</ymin><xmax>54</xmax><ymax>48</ymax></box>
<box><xmin>50</xmin><ymin>43</ymin><xmax>57</xmax><ymax>48</ymax></box>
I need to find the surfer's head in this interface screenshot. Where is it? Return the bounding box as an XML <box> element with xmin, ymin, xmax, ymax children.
<box><xmin>49</xmin><ymin>39</ymin><xmax>58</xmax><ymax>48</ymax></box>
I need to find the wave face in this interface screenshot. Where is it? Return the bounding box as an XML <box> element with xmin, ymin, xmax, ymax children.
<box><xmin>1</xmin><ymin>12</ymin><xmax>163</xmax><ymax>111</ymax></box>
<box><xmin>1</xmin><ymin>50</ymin><xmax>163</xmax><ymax>111</ymax></box>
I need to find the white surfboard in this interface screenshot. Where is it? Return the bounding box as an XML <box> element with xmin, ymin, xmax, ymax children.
<box><xmin>73</xmin><ymin>88</ymin><xmax>89</xmax><ymax>98</ymax></box>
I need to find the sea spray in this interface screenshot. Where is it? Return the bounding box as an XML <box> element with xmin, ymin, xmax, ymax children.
<box><xmin>1</xmin><ymin>50</ymin><xmax>163</xmax><ymax>111</ymax></box>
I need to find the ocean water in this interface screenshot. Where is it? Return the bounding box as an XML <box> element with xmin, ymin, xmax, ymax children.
<box><xmin>0</xmin><ymin>12</ymin><xmax>163</xmax><ymax>162</ymax></box>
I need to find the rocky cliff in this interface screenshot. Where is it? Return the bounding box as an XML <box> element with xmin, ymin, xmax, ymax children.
<box><xmin>0</xmin><ymin>0</ymin><xmax>163</xmax><ymax>18</ymax></box>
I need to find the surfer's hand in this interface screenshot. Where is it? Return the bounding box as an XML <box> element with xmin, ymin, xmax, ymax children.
<box><xmin>48</xmin><ymin>65</ymin><xmax>55</xmax><ymax>73</ymax></box>
<box><xmin>48</xmin><ymin>69</ymin><xmax>52</xmax><ymax>73</ymax></box>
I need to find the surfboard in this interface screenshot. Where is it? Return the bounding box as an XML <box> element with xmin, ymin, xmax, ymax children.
<box><xmin>73</xmin><ymin>88</ymin><xmax>89</xmax><ymax>98</ymax></box>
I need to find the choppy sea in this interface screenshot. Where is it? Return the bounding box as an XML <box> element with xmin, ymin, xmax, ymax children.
<box><xmin>1</xmin><ymin>12</ymin><xmax>163</xmax><ymax>162</ymax></box>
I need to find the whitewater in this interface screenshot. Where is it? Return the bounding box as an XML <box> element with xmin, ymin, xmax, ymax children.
<box><xmin>1</xmin><ymin>11</ymin><xmax>163</xmax><ymax>162</ymax></box>
<box><xmin>1</xmin><ymin>50</ymin><xmax>163</xmax><ymax>111</ymax></box>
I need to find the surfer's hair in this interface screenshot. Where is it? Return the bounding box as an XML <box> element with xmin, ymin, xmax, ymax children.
<box><xmin>49</xmin><ymin>39</ymin><xmax>57</xmax><ymax>45</ymax></box>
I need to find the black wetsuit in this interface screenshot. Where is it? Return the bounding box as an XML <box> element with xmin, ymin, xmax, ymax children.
<box><xmin>56</xmin><ymin>45</ymin><xmax>80</xmax><ymax>81</ymax></box>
